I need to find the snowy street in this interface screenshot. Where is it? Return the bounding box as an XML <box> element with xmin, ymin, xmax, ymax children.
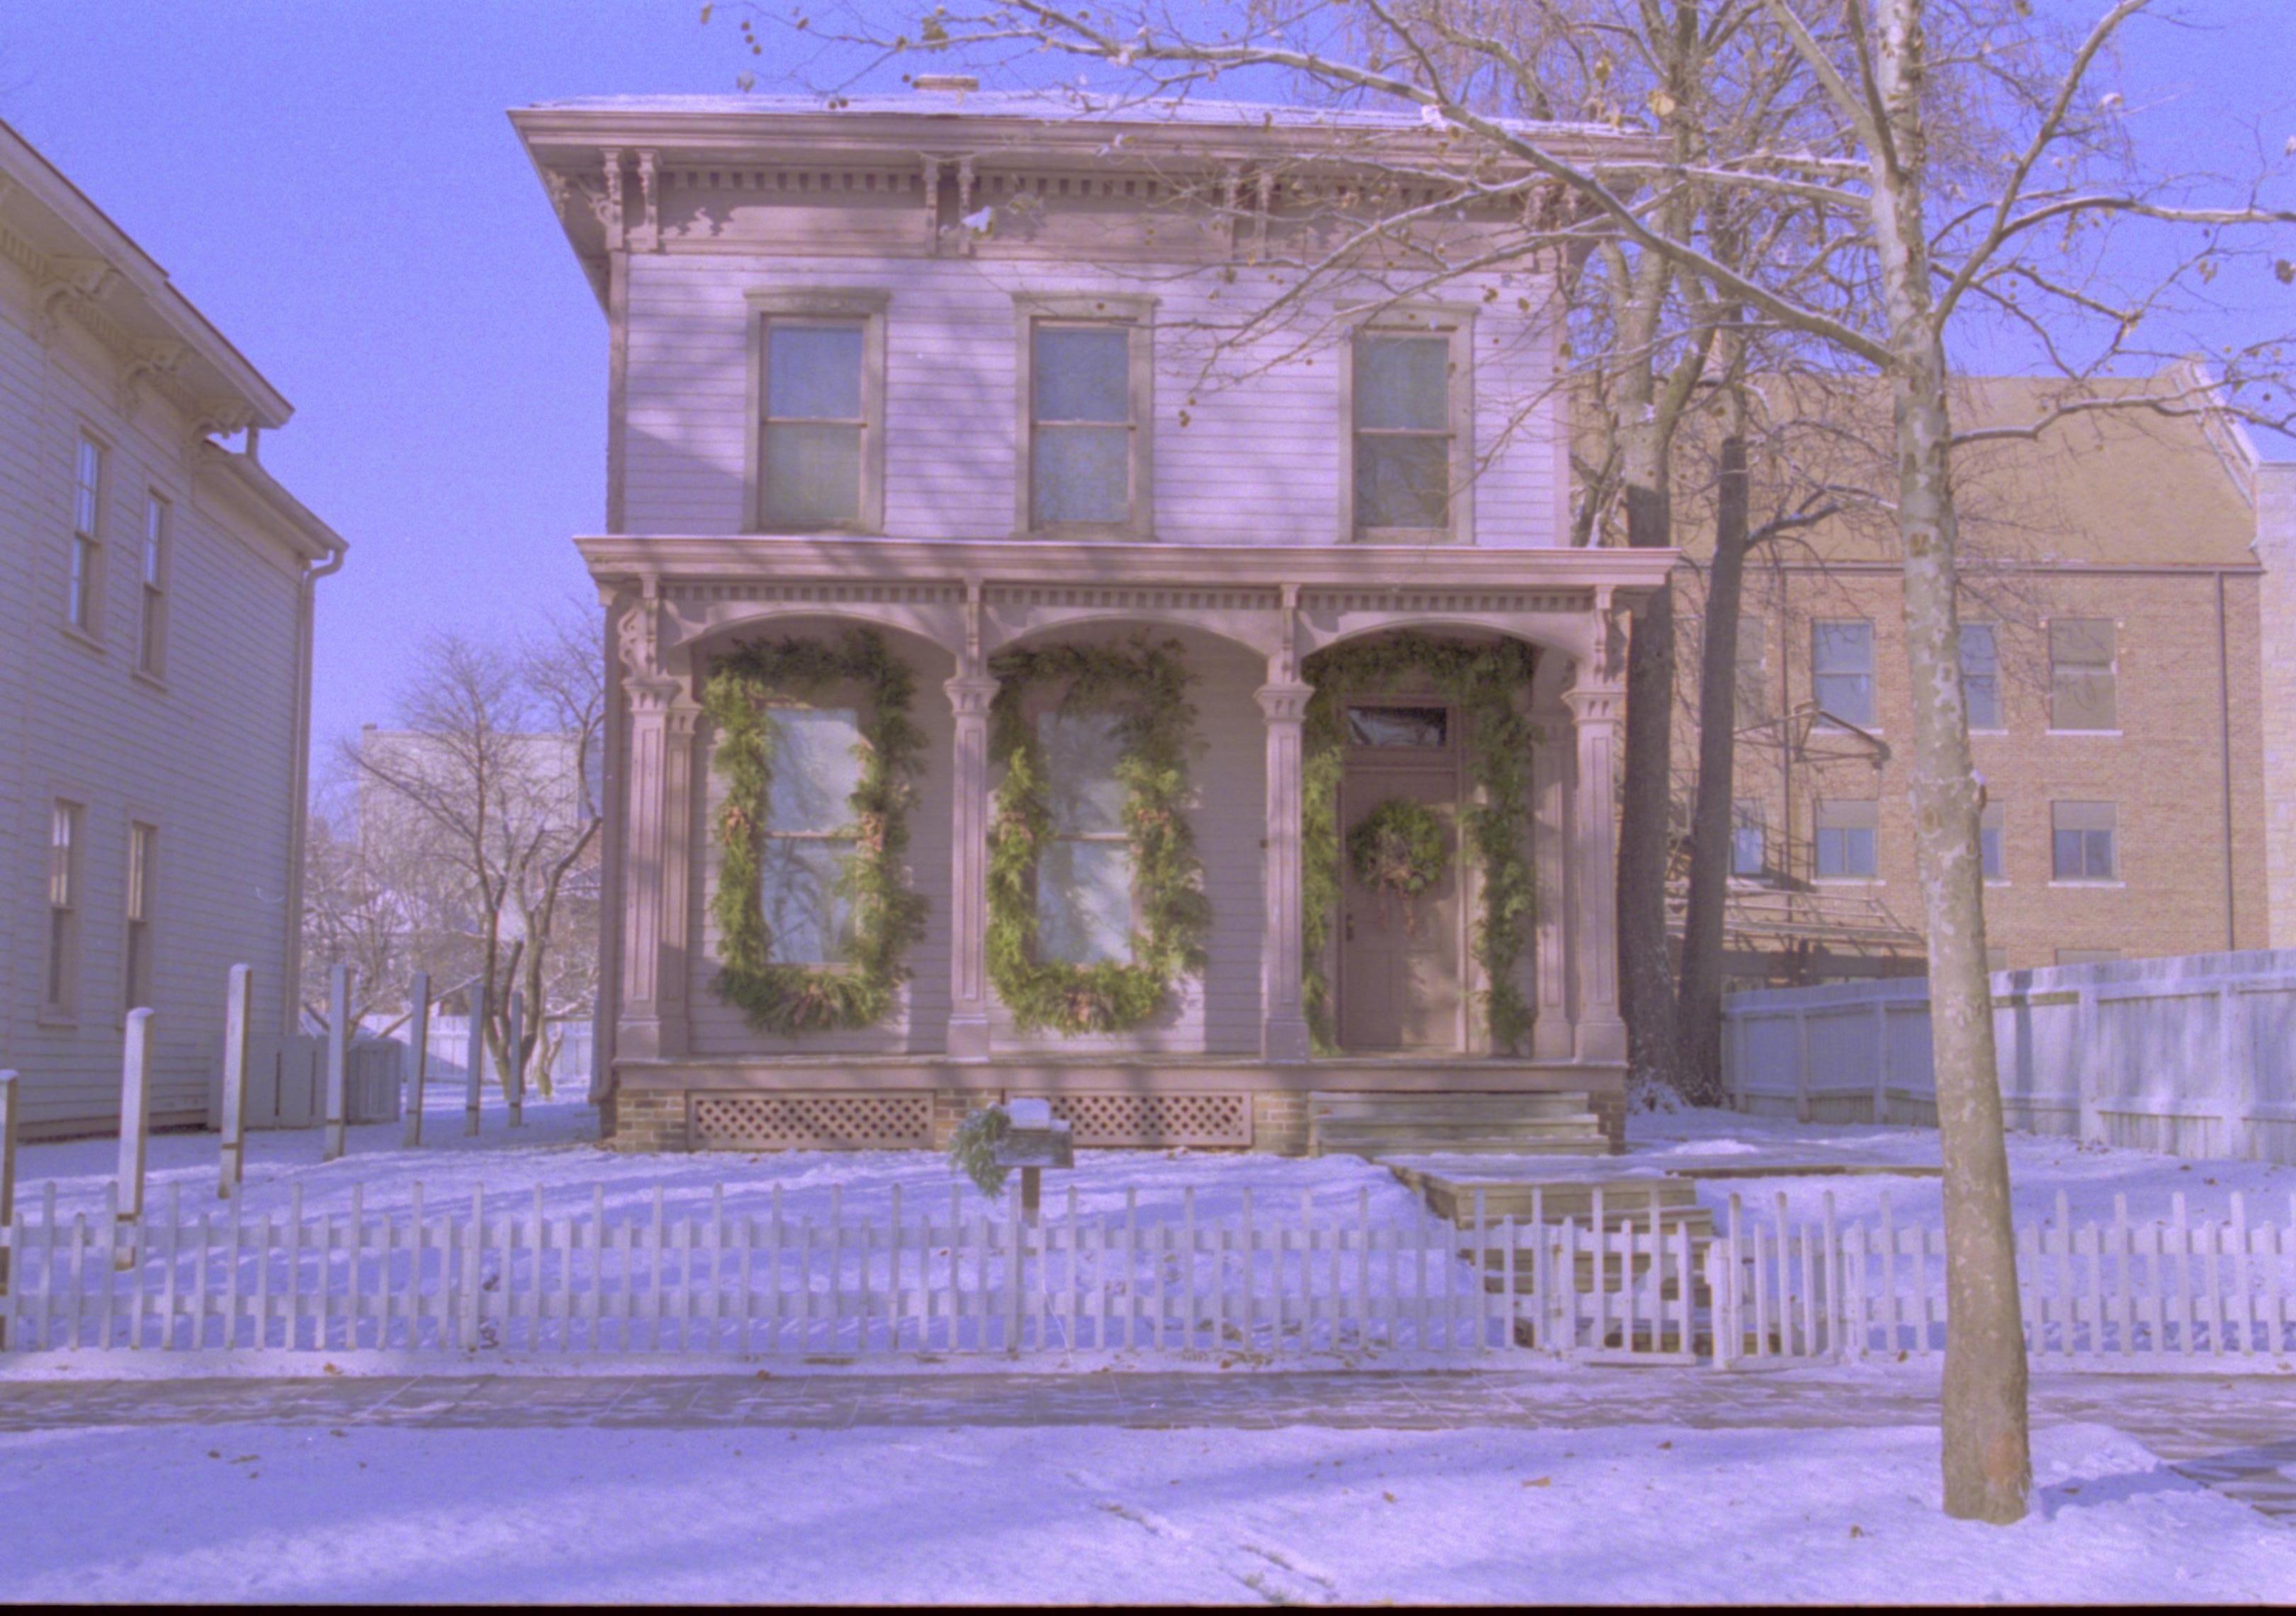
<box><xmin>1</xmin><ymin>1369</ymin><xmax>2293</xmax><ymax>1603</ymax></box>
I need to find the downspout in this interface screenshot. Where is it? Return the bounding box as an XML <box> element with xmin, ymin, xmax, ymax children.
<box><xmin>2218</xmin><ymin>569</ymin><xmax>2236</xmax><ymax>952</ymax></box>
<box><xmin>281</xmin><ymin>539</ymin><xmax>347</xmax><ymax>1038</ymax></box>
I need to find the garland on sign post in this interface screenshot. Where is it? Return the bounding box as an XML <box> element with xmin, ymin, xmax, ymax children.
<box><xmin>1301</xmin><ymin>632</ymin><xmax>1539</xmax><ymax>1055</ymax></box>
<box><xmin>703</xmin><ymin>629</ymin><xmax>928</xmax><ymax>1036</ymax></box>
<box><xmin>986</xmin><ymin>636</ymin><xmax>1211</xmax><ymax>1035</ymax></box>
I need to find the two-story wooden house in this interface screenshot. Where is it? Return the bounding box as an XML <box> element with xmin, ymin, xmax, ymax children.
<box><xmin>514</xmin><ymin>89</ymin><xmax>1672</xmax><ymax>1154</ymax></box>
<box><xmin>0</xmin><ymin>118</ymin><xmax>346</xmax><ymax>1137</ymax></box>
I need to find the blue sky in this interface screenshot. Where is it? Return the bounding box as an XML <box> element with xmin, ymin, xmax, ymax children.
<box><xmin>0</xmin><ymin>1</ymin><xmax>2287</xmax><ymax>761</ymax></box>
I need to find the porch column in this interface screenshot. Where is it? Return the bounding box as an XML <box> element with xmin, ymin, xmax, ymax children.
<box><xmin>1531</xmin><ymin>717</ymin><xmax>1575</xmax><ymax>1060</ymax></box>
<box><xmin>618</xmin><ymin>676</ymin><xmax>702</xmax><ymax>1062</ymax></box>
<box><xmin>945</xmin><ymin>675</ymin><xmax>1001</xmax><ymax>1059</ymax></box>
<box><xmin>1257</xmin><ymin>680</ymin><xmax>1316</xmax><ymax>1062</ymax></box>
<box><xmin>1564</xmin><ymin>679</ymin><xmax>1628</xmax><ymax>1062</ymax></box>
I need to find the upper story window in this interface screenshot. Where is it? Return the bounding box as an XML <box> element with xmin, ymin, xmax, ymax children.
<box><xmin>1812</xmin><ymin>619</ymin><xmax>1875</xmax><ymax>729</ymax></box>
<box><xmin>1731</xmin><ymin>799</ymin><xmax>1767</xmax><ymax>877</ymax></box>
<box><xmin>46</xmin><ymin>800</ymin><xmax>83</xmax><ymax>1015</ymax></box>
<box><xmin>1980</xmin><ymin>799</ymin><xmax>2006</xmax><ymax>880</ymax></box>
<box><xmin>1347</xmin><ymin>312</ymin><xmax>1471</xmax><ymax>542</ymax></box>
<box><xmin>1015</xmin><ymin>294</ymin><xmax>1155</xmax><ymax>539</ymax></box>
<box><xmin>138</xmin><ymin>493</ymin><xmax>170</xmax><ymax>677</ymax></box>
<box><xmin>746</xmin><ymin>290</ymin><xmax>888</xmax><ymax>534</ymax></box>
<box><xmin>2049</xmin><ymin>618</ymin><xmax>2117</xmax><ymax>731</ymax></box>
<box><xmin>1813</xmin><ymin>797</ymin><xmax>1879</xmax><ymax>879</ymax></box>
<box><xmin>1735</xmin><ymin>617</ymin><xmax>1769</xmax><ymax>725</ymax></box>
<box><xmin>2051</xmin><ymin>799</ymin><xmax>2117</xmax><ymax>882</ymax></box>
<box><xmin>68</xmin><ymin>434</ymin><xmax>104</xmax><ymax>634</ymax></box>
<box><xmin>1961</xmin><ymin>623</ymin><xmax>2000</xmax><ymax>730</ymax></box>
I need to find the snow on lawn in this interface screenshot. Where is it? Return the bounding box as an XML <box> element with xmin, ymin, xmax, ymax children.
<box><xmin>1629</xmin><ymin>1107</ymin><xmax>2296</xmax><ymax>1232</ymax></box>
<box><xmin>9</xmin><ymin>1099</ymin><xmax>1426</xmax><ymax>1230</ymax></box>
<box><xmin>0</xmin><ymin>1418</ymin><xmax>2283</xmax><ymax>1603</ymax></box>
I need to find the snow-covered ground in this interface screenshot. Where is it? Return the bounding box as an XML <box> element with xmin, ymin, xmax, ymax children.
<box><xmin>0</xmin><ymin>1418</ymin><xmax>2283</xmax><ymax>1603</ymax></box>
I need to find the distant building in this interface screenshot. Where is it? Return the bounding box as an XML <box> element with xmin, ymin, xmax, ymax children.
<box><xmin>0</xmin><ymin>119</ymin><xmax>346</xmax><ymax>1138</ymax></box>
<box><xmin>1670</xmin><ymin>375</ymin><xmax>2274</xmax><ymax>985</ymax></box>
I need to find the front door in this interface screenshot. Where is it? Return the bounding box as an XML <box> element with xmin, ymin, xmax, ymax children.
<box><xmin>1336</xmin><ymin>703</ymin><xmax>1463</xmax><ymax>1052</ymax></box>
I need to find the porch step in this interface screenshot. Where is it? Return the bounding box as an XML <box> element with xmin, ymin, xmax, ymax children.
<box><xmin>1307</xmin><ymin>1092</ymin><xmax>1611</xmax><ymax>1160</ymax></box>
<box><xmin>1397</xmin><ymin>1169</ymin><xmax>1708</xmax><ymax>1229</ymax></box>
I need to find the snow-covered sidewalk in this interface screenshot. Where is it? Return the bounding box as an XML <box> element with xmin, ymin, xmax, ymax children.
<box><xmin>0</xmin><ymin>1416</ymin><xmax>2285</xmax><ymax>1603</ymax></box>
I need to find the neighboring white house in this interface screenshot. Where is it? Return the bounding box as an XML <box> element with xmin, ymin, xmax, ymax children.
<box><xmin>0</xmin><ymin>119</ymin><xmax>347</xmax><ymax>1138</ymax></box>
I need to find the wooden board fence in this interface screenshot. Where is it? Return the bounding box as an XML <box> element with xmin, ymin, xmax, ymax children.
<box><xmin>1706</xmin><ymin>1189</ymin><xmax>2296</xmax><ymax>1371</ymax></box>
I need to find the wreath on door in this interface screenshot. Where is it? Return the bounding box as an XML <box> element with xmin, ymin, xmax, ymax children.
<box><xmin>1346</xmin><ymin>797</ymin><xmax>1452</xmax><ymax>936</ymax></box>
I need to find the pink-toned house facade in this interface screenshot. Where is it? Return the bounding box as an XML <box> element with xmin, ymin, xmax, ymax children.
<box><xmin>0</xmin><ymin>119</ymin><xmax>345</xmax><ymax>1137</ymax></box>
<box><xmin>514</xmin><ymin>91</ymin><xmax>1672</xmax><ymax>1154</ymax></box>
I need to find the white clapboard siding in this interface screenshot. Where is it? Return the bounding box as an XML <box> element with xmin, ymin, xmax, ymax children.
<box><xmin>1704</xmin><ymin>1187</ymin><xmax>2296</xmax><ymax>1371</ymax></box>
<box><xmin>621</xmin><ymin>253</ymin><xmax>1563</xmax><ymax>550</ymax></box>
<box><xmin>1</xmin><ymin>1177</ymin><xmax>1709</xmax><ymax>1361</ymax></box>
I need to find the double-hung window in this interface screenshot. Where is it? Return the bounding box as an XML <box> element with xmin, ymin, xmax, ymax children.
<box><xmin>1814</xmin><ymin>798</ymin><xmax>1879</xmax><ymax>879</ymax></box>
<box><xmin>68</xmin><ymin>434</ymin><xmax>103</xmax><ymax>634</ymax></box>
<box><xmin>1961</xmin><ymin>623</ymin><xmax>2000</xmax><ymax>729</ymax></box>
<box><xmin>756</xmin><ymin>707</ymin><xmax>864</xmax><ymax>964</ymax></box>
<box><xmin>138</xmin><ymin>493</ymin><xmax>169</xmax><ymax>676</ymax></box>
<box><xmin>125</xmin><ymin>822</ymin><xmax>157</xmax><ymax>1011</ymax></box>
<box><xmin>1036</xmin><ymin>710</ymin><xmax>1134</xmax><ymax>964</ymax></box>
<box><xmin>1811</xmin><ymin>621</ymin><xmax>1875</xmax><ymax>729</ymax></box>
<box><xmin>2049</xmin><ymin>619</ymin><xmax>2117</xmax><ymax>731</ymax></box>
<box><xmin>1015</xmin><ymin>294</ymin><xmax>1154</xmax><ymax>538</ymax></box>
<box><xmin>1731</xmin><ymin>799</ymin><xmax>1767</xmax><ymax>878</ymax></box>
<box><xmin>2051</xmin><ymin>800</ymin><xmax>2117</xmax><ymax>882</ymax></box>
<box><xmin>1980</xmin><ymin>800</ymin><xmax>2006</xmax><ymax>881</ymax></box>
<box><xmin>1348</xmin><ymin>312</ymin><xmax>1471</xmax><ymax>542</ymax></box>
<box><xmin>45</xmin><ymin>801</ymin><xmax>83</xmax><ymax>1015</ymax></box>
<box><xmin>1735</xmin><ymin>618</ymin><xmax>1770</xmax><ymax>726</ymax></box>
<box><xmin>747</xmin><ymin>290</ymin><xmax>887</xmax><ymax>532</ymax></box>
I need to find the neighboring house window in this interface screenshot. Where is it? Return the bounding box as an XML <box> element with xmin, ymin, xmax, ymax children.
<box><xmin>1735</xmin><ymin>617</ymin><xmax>1769</xmax><ymax>725</ymax></box>
<box><xmin>45</xmin><ymin>801</ymin><xmax>83</xmax><ymax>1014</ymax></box>
<box><xmin>746</xmin><ymin>290</ymin><xmax>887</xmax><ymax>533</ymax></box>
<box><xmin>1013</xmin><ymin>293</ymin><xmax>1154</xmax><ymax>538</ymax></box>
<box><xmin>1347</xmin><ymin>311</ymin><xmax>1471</xmax><ymax>542</ymax></box>
<box><xmin>68</xmin><ymin>434</ymin><xmax>103</xmax><ymax>634</ymax></box>
<box><xmin>2056</xmin><ymin>948</ymin><xmax>2121</xmax><ymax>966</ymax></box>
<box><xmin>2051</xmin><ymin>800</ymin><xmax>2117</xmax><ymax>882</ymax></box>
<box><xmin>1961</xmin><ymin>623</ymin><xmax>2000</xmax><ymax>729</ymax></box>
<box><xmin>1731</xmin><ymin>799</ymin><xmax>1766</xmax><ymax>877</ymax></box>
<box><xmin>1980</xmin><ymin>800</ymin><xmax>2006</xmax><ymax>881</ymax></box>
<box><xmin>124</xmin><ymin>822</ymin><xmax>156</xmax><ymax>1010</ymax></box>
<box><xmin>138</xmin><ymin>493</ymin><xmax>169</xmax><ymax>676</ymax></box>
<box><xmin>1811</xmin><ymin>620</ymin><xmax>1875</xmax><ymax>728</ymax></box>
<box><xmin>2049</xmin><ymin>619</ymin><xmax>2117</xmax><ymax>731</ymax></box>
<box><xmin>1813</xmin><ymin>797</ymin><xmax>1879</xmax><ymax>878</ymax></box>
<box><xmin>1037</xmin><ymin>710</ymin><xmax>1133</xmax><ymax>964</ymax></box>
<box><xmin>757</xmin><ymin>707</ymin><xmax>863</xmax><ymax>963</ymax></box>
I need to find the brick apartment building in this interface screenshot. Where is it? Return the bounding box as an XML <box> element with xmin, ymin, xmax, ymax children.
<box><xmin>1671</xmin><ymin>375</ymin><xmax>2270</xmax><ymax>985</ymax></box>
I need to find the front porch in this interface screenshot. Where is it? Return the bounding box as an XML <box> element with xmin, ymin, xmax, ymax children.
<box><xmin>585</xmin><ymin>537</ymin><xmax>1675</xmax><ymax>1153</ymax></box>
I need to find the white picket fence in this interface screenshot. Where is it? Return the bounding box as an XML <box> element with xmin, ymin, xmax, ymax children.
<box><xmin>0</xmin><ymin>1182</ymin><xmax>1707</xmax><ymax>1360</ymax></box>
<box><xmin>1706</xmin><ymin>1189</ymin><xmax>2296</xmax><ymax>1371</ymax></box>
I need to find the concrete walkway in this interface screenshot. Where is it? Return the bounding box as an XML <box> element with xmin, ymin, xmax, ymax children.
<box><xmin>3</xmin><ymin>1368</ymin><xmax>2294</xmax><ymax>1520</ymax></box>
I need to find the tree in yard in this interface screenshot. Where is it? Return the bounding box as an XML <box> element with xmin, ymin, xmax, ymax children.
<box><xmin>344</xmin><ymin>607</ymin><xmax>604</xmax><ymax>1100</ymax></box>
<box><xmin>759</xmin><ymin>0</ymin><xmax>2292</xmax><ymax>1522</ymax></box>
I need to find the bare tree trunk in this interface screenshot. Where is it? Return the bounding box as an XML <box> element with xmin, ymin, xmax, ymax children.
<box><xmin>1675</xmin><ymin>433</ymin><xmax>1749</xmax><ymax>1105</ymax></box>
<box><xmin>1871</xmin><ymin>0</ymin><xmax>2029</xmax><ymax>1524</ymax></box>
<box><xmin>1617</xmin><ymin>471</ymin><xmax>1681</xmax><ymax>1095</ymax></box>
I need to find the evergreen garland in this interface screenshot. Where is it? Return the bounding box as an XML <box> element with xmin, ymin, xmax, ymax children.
<box><xmin>1301</xmin><ymin>633</ymin><xmax>1539</xmax><ymax>1054</ymax></box>
<box><xmin>704</xmin><ymin>629</ymin><xmax>929</xmax><ymax>1036</ymax></box>
<box><xmin>986</xmin><ymin>635</ymin><xmax>1212</xmax><ymax>1035</ymax></box>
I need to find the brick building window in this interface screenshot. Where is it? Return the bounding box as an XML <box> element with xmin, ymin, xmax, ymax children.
<box><xmin>1735</xmin><ymin>617</ymin><xmax>1769</xmax><ymax>724</ymax></box>
<box><xmin>67</xmin><ymin>434</ymin><xmax>103</xmax><ymax>634</ymax></box>
<box><xmin>45</xmin><ymin>800</ymin><xmax>83</xmax><ymax>1014</ymax></box>
<box><xmin>1731</xmin><ymin>799</ymin><xmax>1766</xmax><ymax>877</ymax></box>
<box><xmin>2056</xmin><ymin>948</ymin><xmax>2121</xmax><ymax>966</ymax></box>
<box><xmin>124</xmin><ymin>822</ymin><xmax>157</xmax><ymax>1010</ymax></box>
<box><xmin>1980</xmin><ymin>800</ymin><xmax>2006</xmax><ymax>880</ymax></box>
<box><xmin>1962</xmin><ymin>623</ymin><xmax>2000</xmax><ymax>729</ymax></box>
<box><xmin>2049</xmin><ymin>619</ymin><xmax>2117</xmax><ymax>731</ymax></box>
<box><xmin>2051</xmin><ymin>800</ymin><xmax>2117</xmax><ymax>882</ymax></box>
<box><xmin>1813</xmin><ymin>797</ymin><xmax>1879</xmax><ymax>878</ymax></box>
<box><xmin>1812</xmin><ymin>620</ymin><xmax>1875</xmax><ymax>728</ymax></box>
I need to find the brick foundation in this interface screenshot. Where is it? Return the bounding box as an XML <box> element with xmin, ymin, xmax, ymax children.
<box><xmin>609</xmin><ymin>1090</ymin><xmax>691</xmax><ymax>1152</ymax></box>
<box><xmin>1250</xmin><ymin>1091</ymin><xmax>1310</xmax><ymax>1156</ymax></box>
